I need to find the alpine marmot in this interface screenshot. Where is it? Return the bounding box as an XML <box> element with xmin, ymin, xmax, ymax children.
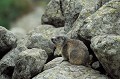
<box><xmin>51</xmin><ymin>36</ymin><xmax>90</xmax><ymax>65</ymax></box>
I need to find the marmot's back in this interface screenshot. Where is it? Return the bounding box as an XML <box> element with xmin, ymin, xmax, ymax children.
<box><xmin>51</xmin><ymin>36</ymin><xmax>90</xmax><ymax>65</ymax></box>
<box><xmin>66</xmin><ymin>39</ymin><xmax>89</xmax><ymax>65</ymax></box>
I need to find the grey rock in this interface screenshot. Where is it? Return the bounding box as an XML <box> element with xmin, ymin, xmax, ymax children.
<box><xmin>26</xmin><ymin>25</ymin><xmax>65</xmax><ymax>55</ymax></box>
<box><xmin>26</xmin><ymin>33</ymin><xmax>53</xmax><ymax>55</ymax></box>
<box><xmin>44</xmin><ymin>57</ymin><xmax>64</xmax><ymax>70</ymax></box>
<box><xmin>91</xmin><ymin>35</ymin><xmax>120</xmax><ymax>79</ymax></box>
<box><xmin>79</xmin><ymin>0</ymin><xmax>120</xmax><ymax>40</ymax></box>
<box><xmin>0</xmin><ymin>26</ymin><xmax>17</xmax><ymax>59</ymax></box>
<box><xmin>42</xmin><ymin>0</ymin><xmax>110</xmax><ymax>33</ymax></box>
<box><xmin>41</xmin><ymin>0</ymin><xmax>65</xmax><ymax>28</ymax></box>
<box><xmin>92</xmin><ymin>61</ymin><xmax>100</xmax><ymax>69</ymax></box>
<box><xmin>31</xmin><ymin>25</ymin><xmax>65</xmax><ymax>39</ymax></box>
<box><xmin>67</xmin><ymin>0</ymin><xmax>111</xmax><ymax>38</ymax></box>
<box><xmin>64</xmin><ymin>0</ymin><xmax>104</xmax><ymax>32</ymax></box>
<box><xmin>33</xmin><ymin>61</ymin><xmax>109</xmax><ymax>79</ymax></box>
<box><xmin>0</xmin><ymin>74</ymin><xmax>10</xmax><ymax>79</ymax></box>
<box><xmin>12</xmin><ymin>48</ymin><xmax>48</xmax><ymax>79</ymax></box>
<box><xmin>0</xmin><ymin>37</ymin><xmax>27</xmax><ymax>77</ymax></box>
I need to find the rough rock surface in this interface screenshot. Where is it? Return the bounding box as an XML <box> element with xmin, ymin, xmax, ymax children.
<box><xmin>0</xmin><ymin>26</ymin><xmax>17</xmax><ymax>59</ymax></box>
<box><xmin>26</xmin><ymin>33</ymin><xmax>54</xmax><ymax>55</ymax></box>
<box><xmin>63</xmin><ymin>0</ymin><xmax>104</xmax><ymax>32</ymax></box>
<box><xmin>0</xmin><ymin>37</ymin><xmax>27</xmax><ymax>77</ymax></box>
<box><xmin>91</xmin><ymin>35</ymin><xmax>120</xmax><ymax>79</ymax></box>
<box><xmin>44</xmin><ymin>57</ymin><xmax>64</xmax><ymax>70</ymax></box>
<box><xmin>12</xmin><ymin>48</ymin><xmax>48</xmax><ymax>79</ymax></box>
<box><xmin>42</xmin><ymin>0</ymin><xmax>110</xmax><ymax>33</ymax></box>
<box><xmin>0</xmin><ymin>74</ymin><xmax>10</xmax><ymax>79</ymax></box>
<box><xmin>41</xmin><ymin>0</ymin><xmax>65</xmax><ymax>27</ymax></box>
<box><xmin>27</xmin><ymin>25</ymin><xmax>65</xmax><ymax>55</ymax></box>
<box><xmin>33</xmin><ymin>61</ymin><xmax>109</xmax><ymax>79</ymax></box>
<box><xmin>31</xmin><ymin>25</ymin><xmax>65</xmax><ymax>39</ymax></box>
<box><xmin>79</xmin><ymin>0</ymin><xmax>120</xmax><ymax>40</ymax></box>
<box><xmin>68</xmin><ymin>0</ymin><xmax>119</xmax><ymax>39</ymax></box>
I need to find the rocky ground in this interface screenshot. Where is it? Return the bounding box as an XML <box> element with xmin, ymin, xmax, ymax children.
<box><xmin>0</xmin><ymin>0</ymin><xmax>120</xmax><ymax>79</ymax></box>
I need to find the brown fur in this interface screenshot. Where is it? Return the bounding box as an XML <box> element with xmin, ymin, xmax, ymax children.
<box><xmin>51</xmin><ymin>36</ymin><xmax>90</xmax><ymax>65</ymax></box>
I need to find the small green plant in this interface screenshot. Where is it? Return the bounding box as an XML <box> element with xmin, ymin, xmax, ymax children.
<box><xmin>0</xmin><ymin>0</ymin><xmax>33</xmax><ymax>29</ymax></box>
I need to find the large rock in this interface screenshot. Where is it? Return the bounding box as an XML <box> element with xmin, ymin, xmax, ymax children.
<box><xmin>12</xmin><ymin>48</ymin><xmax>48</xmax><ymax>79</ymax></box>
<box><xmin>79</xmin><ymin>0</ymin><xmax>120</xmax><ymax>40</ymax></box>
<box><xmin>91</xmin><ymin>35</ymin><xmax>120</xmax><ymax>79</ymax></box>
<box><xmin>0</xmin><ymin>74</ymin><xmax>10</xmax><ymax>79</ymax></box>
<box><xmin>0</xmin><ymin>26</ymin><xmax>17</xmax><ymax>59</ymax></box>
<box><xmin>27</xmin><ymin>25</ymin><xmax>65</xmax><ymax>55</ymax></box>
<box><xmin>67</xmin><ymin>0</ymin><xmax>111</xmax><ymax>38</ymax></box>
<box><xmin>63</xmin><ymin>0</ymin><xmax>105</xmax><ymax>32</ymax></box>
<box><xmin>41</xmin><ymin>0</ymin><xmax>65</xmax><ymax>28</ymax></box>
<box><xmin>31</xmin><ymin>25</ymin><xmax>65</xmax><ymax>39</ymax></box>
<box><xmin>44</xmin><ymin>57</ymin><xmax>64</xmax><ymax>70</ymax></box>
<box><xmin>42</xmin><ymin>0</ymin><xmax>110</xmax><ymax>33</ymax></box>
<box><xmin>33</xmin><ymin>61</ymin><xmax>109</xmax><ymax>79</ymax></box>
<box><xmin>0</xmin><ymin>38</ymin><xmax>27</xmax><ymax>77</ymax></box>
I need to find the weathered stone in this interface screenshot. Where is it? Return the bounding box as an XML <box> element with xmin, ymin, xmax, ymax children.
<box><xmin>33</xmin><ymin>61</ymin><xmax>109</xmax><ymax>79</ymax></box>
<box><xmin>0</xmin><ymin>37</ymin><xmax>27</xmax><ymax>77</ymax></box>
<box><xmin>0</xmin><ymin>74</ymin><xmax>10</xmax><ymax>79</ymax></box>
<box><xmin>26</xmin><ymin>33</ymin><xmax>53</xmax><ymax>55</ymax></box>
<box><xmin>91</xmin><ymin>35</ymin><xmax>120</xmax><ymax>79</ymax></box>
<box><xmin>27</xmin><ymin>25</ymin><xmax>65</xmax><ymax>55</ymax></box>
<box><xmin>92</xmin><ymin>61</ymin><xmax>100</xmax><ymax>69</ymax></box>
<box><xmin>44</xmin><ymin>57</ymin><xmax>64</xmax><ymax>70</ymax></box>
<box><xmin>12</xmin><ymin>48</ymin><xmax>48</xmax><ymax>79</ymax></box>
<box><xmin>41</xmin><ymin>0</ymin><xmax>65</xmax><ymax>27</ymax></box>
<box><xmin>79</xmin><ymin>0</ymin><xmax>120</xmax><ymax>40</ymax></box>
<box><xmin>67</xmin><ymin>0</ymin><xmax>111</xmax><ymax>38</ymax></box>
<box><xmin>0</xmin><ymin>26</ymin><xmax>17</xmax><ymax>59</ymax></box>
<box><xmin>31</xmin><ymin>25</ymin><xmax>65</xmax><ymax>39</ymax></box>
<box><xmin>42</xmin><ymin>0</ymin><xmax>110</xmax><ymax>33</ymax></box>
<box><xmin>64</xmin><ymin>0</ymin><xmax>104</xmax><ymax>32</ymax></box>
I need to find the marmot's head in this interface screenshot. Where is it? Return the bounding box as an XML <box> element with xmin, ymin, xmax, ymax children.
<box><xmin>51</xmin><ymin>36</ymin><xmax>67</xmax><ymax>56</ymax></box>
<box><xmin>51</xmin><ymin>36</ymin><xmax>67</xmax><ymax>46</ymax></box>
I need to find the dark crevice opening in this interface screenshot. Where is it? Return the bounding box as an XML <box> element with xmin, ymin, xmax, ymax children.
<box><xmin>59</xmin><ymin>0</ymin><xmax>64</xmax><ymax>16</ymax></box>
<box><xmin>46</xmin><ymin>53</ymin><xmax>55</xmax><ymax>64</ymax></box>
<box><xmin>0</xmin><ymin>47</ymin><xmax>12</xmax><ymax>60</ymax></box>
<box><xmin>2</xmin><ymin>66</ymin><xmax>14</xmax><ymax>78</ymax></box>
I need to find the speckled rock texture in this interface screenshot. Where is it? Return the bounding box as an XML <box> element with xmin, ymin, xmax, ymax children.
<box><xmin>0</xmin><ymin>37</ymin><xmax>27</xmax><ymax>78</ymax></box>
<box><xmin>91</xmin><ymin>35</ymin><xmax>120</xmax><ymax>79</ymax></box>
<box><xmin>33</xmin><ymin>61</ymin><xmax>109</xmax><ymax>79</ymax></box>
<box><xmin>12</xmin><ymin>48</ymin><xmax>48</xmax><ymax>79</ymax></box>
<box><xmin>0</xmin><ymin>74</ymin><xmax>10</xmax><ymax>79</ymax></box>
<box><xmin>42</xmin><ymin>0</ymin><xmax>110</xmax><ymax>33</ymax></box>
<box><xmin>26</xmin><ymin>25</ymin><xmax>64</xmax><ymax>55</ymax></box>
<box><xmin>79</xmin><ymin>0</ymin><xmax>120</xmax><ymax>40</ymax></box>
<box><xmin>0</xmin><ymin>26</ymin><xmax>17</xmax><ymax>59</ymax></box>
<box><xmin>68</xmin><ymin>0</ymin><xmax>119</xmax><ymax>39</ymax></box>
<box><xmin>41</xmin><ymin>0</ymin><xmax>65</xmax><ymax>28</ymax></box>
<box><xmin>44</xmin><ymin>57</ymin><xmax>64</xmax><ymax>70</ymax></box>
